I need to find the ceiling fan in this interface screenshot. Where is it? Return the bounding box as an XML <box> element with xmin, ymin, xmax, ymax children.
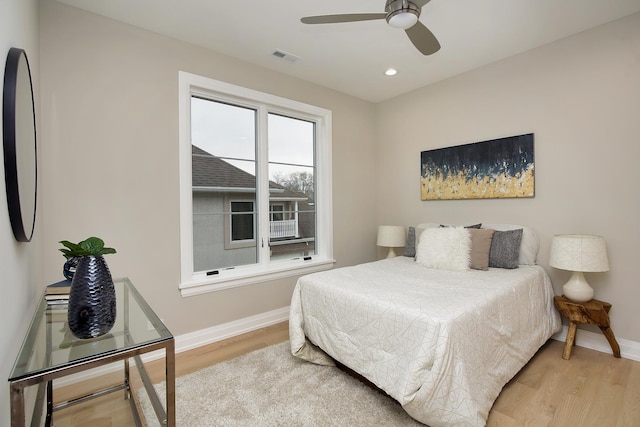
<box><xmin>300</xmin><ymin>0</ymin><xmax>440</xmax><ymax>56</ymax></box>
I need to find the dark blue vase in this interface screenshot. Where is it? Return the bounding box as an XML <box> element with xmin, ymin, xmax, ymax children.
<box><xmin>67</xmin><ymin>255</ymin><xmax>117</xmax><ymax>339</ymax></box>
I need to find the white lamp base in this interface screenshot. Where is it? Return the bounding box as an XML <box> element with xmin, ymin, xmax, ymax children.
<box><xmin>386</xmin><ymin>247</ymin><xmax>398</xmax><ymax>259</ymax></box>
<box><xmin>563</xmin><ymin>271</ymin><xmax>594</xmax><ymax>302</ymax></box>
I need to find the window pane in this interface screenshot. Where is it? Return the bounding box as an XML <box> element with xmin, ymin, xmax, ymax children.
<box><xmin>270</xmin><ymin>163</ymin><xmax>315</xmax><ymax>202</ymax></box>
<box><xmin>191</xmin><ymin>97</ymin><xmax>255</xmax><ymax>162</ymax></box>
<box><xmin>268</xmin><ymin>113</ymin><xmax>314</xmax><ymax>167</ymax></box>
<box><xmin>268</xmin><ymin>114</ymin><xmax>316</xmax><ymax>261</ymax></box>
<box><xmin>191</xmin><ymin>97</ymin><xmax>258</xmax><ymax>272</ymax></box>
<box><xmin>231</xmin><ymin>201</ymin><xmax>255</xmax><ymax>241</ymax></box>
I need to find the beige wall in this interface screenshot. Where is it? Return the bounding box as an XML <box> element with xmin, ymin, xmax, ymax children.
<box><xmin>0</xmin><ymin>0</ymin><xmax>41</xmax><ymax>424</ymax></box>
<box><xmin>376</xmin><ymin>13</ymin><xmax>640</xmax><ymax>342</ymax></box>
<box><xmin>38</xmin><ymin>0</ymin><xmax>377</xmax><ymax>336</ymax></box>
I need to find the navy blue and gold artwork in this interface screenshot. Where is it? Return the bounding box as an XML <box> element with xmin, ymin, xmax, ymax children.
<box><xmin>420</xmin><ymin>133</ymin><xmax>534</xmax><ymax>200</ymax></box>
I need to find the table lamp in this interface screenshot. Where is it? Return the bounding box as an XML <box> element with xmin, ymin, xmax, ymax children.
<box><xmin>549</xmin><ymin>234</ymin><xmax>609</xmax><ymax>302</ymax></box>
<box><xmin>377</xmin><ymin>225</ymin><xmax>406</xmax><ymax>258</ymax></box>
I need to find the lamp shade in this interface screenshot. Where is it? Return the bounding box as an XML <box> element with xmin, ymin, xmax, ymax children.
<box><xmin>377</xmin><ymin>226</ymin><xmax>407</xmax><ymax>247</ymax></box>
<box><xmin>377</xmin><ymin>226</ymin><xmax>406</xmax><ymax>259</ymax></box>
<box><xmin>549</xmin><ymin>234</ymin><xmax>609</xmax><ymax>272</ymax></box>
<box><xmin>549</xmin><ymin>234</ymin><xmax>609</xmax><ymax>302</ymax></box>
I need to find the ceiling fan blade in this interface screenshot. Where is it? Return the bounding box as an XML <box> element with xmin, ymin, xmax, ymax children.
<box><xmin>405</xmin><ymin>21</ymin><xmax>440</xmax><ymax>55</ymax></box>
<box><xmin>301</xmin><ymin>13</ymin><xmax>386</xmax><ymax>24</ymax></box>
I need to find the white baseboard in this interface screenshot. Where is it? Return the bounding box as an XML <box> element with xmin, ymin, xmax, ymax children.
<box><xmin>174</xmin><ymin>306</ymin><xmax>289</xmax><ymax>353</ymax></box>
<box><xmin>54</xmin><ymin>306</ymin><xmax>290</xmax><ymax>388</ymax></box>
<box><xmin>552</xmin><ymin>325</ymin><xmax>640</xmax><ymax>362</ymax></box>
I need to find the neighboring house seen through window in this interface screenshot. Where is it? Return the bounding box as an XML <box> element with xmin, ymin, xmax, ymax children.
<box><xmin>179</xmin><ymin>72</ymin><xmax>334</xmax><ymax>295</ymax></box>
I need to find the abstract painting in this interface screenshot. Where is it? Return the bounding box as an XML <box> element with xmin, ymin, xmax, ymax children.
<box><xmin>420</xmin><ymin>133</ymin><xmax>534</xmax><ymax>200</ymax></box>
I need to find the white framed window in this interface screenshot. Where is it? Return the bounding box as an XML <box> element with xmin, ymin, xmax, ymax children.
<box><xmin>230</xmin><ymin>200</ymin><xmax>255</xmax><ymax>242</ymax></box>
<box><xmin>179</xmin><ymin>72</ymin><xmax>334</xmax><ymax>296</ymax></box>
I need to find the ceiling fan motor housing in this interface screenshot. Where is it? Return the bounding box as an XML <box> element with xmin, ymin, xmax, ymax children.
<box><xmin>385</xmin><ymin>0</ymin><xmax>421</xmax><ymax>29</ymax></box>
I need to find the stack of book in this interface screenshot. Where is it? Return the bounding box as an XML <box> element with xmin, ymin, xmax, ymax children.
<box><xmin>45</xmin><ymin>279</ymin><xmax>72</xmax><ymax>306</ymax></box>
<box><xmin>45</xmin><ymin>304</ymin><xmax>68</xmax><ymax>324</ymax></box>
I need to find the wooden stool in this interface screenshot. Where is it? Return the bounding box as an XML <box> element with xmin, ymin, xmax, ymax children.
<box><xmin>553</xmin><ymin>295</ymin><xmax>621</xmax><ymax>360</ymax></box>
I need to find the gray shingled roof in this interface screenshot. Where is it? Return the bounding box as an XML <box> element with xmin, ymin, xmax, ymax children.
<box><xmin>192</xmin><ymin>145</ymin><xmax>307</xmax><ymax>200</ymax></box>
<box><xmin>192</xmin><ymin>145</ymin><xmax>255</xmax><ymax>189</ymax></box>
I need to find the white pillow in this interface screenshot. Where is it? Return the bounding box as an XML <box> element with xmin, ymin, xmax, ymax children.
<box><xmin>414</xmin><ymin>223</ymin><xmax>439</xmax><ymax>248</ymax></box>
<box><xmin>416</xmin><ymin>227</ymin><xmax>471</xmax><ymax>271</ymax></box>
<box><xmin>483</xmin><ymin>224</ymin><xmax>539</xmax><ymax>265</ymax></box>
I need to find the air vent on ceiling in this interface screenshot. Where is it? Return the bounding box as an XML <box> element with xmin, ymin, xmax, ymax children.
<box><xmin>272</xmin><ymin>49</ymin><xmax>300</xmax><ymax>63</ymax></box>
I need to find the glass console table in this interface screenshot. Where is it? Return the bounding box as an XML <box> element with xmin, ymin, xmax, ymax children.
<box><xmin>8</xmin><ymin>277</ymin><xmax>175</xmax><ymax>426</ymax></box>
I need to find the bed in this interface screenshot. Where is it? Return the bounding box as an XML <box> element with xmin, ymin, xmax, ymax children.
<box><xmin>289</xmin><ymin>223</ymin><xmax>561</xmax><ymax>427</ymax></box>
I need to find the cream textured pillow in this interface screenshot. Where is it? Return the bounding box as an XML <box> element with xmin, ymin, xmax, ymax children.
<box><xmin>468</xmin><ymin>228</ymin><xmax>495</xmax><ymax>270</ymax></box>
<box><xmin>416</xmin><ymin>227</ymin><xmax>471</xmax><ymax>271</ymax></box>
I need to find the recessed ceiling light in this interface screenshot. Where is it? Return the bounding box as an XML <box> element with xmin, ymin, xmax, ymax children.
<box><xmin>385</xmin><ymin>68</ymin><xmax>398</xmax><ymax>76</ymax></box>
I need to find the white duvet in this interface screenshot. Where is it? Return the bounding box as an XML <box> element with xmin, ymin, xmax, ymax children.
<box><xmin>290</xmin><ymin>257</ymin><xmax>561</xmax><ymax>426</ymax></box>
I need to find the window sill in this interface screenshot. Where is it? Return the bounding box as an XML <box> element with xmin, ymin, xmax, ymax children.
<box><xmin>179</xmin><ymin>258</ymin><xmax>335</xmax><ymax>297</ymax></box>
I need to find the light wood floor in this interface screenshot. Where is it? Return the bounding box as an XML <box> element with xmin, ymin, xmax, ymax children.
<box><xmin>51</xmin><ymin>322</ymin><xmax>640</xmax><ymax>426</ymax></box>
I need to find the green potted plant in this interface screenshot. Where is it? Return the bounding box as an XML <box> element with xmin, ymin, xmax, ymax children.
<box><xmin>60</xmin><ymin>237</ymin><xmax>117</xmax><ymax>279</ymax></box>
<box><xmin>59</xmin><ymin>236</ymin><xmax>117</xmax><ymax>258</ymax></box>
<box><xmin>59</xmin><ymin>237</ymin><xmax>117</xmax><ymax>339</ymax></box>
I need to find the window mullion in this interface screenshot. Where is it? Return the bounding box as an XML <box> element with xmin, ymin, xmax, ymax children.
<box><xmin>256</xmin><ymin>106</ymin><xmax>270</xmax><ymax>264</ymax></box>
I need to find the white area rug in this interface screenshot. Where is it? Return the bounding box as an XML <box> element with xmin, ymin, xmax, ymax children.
<box><xmin>138</xmin><ymin>341</ymin><xmax>423</xmax><ymax>426</ymax></box>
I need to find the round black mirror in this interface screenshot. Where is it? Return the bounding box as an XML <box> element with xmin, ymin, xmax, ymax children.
<box><xmin>3</xmin><ymin>47</ymin><xmax>37</xmax><ymax>242</ymax></box>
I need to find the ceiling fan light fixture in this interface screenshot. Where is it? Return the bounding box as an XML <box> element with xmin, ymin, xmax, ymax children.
<box><xmin>385</xmin><ymin>0</ymin><xmax>420</xmax><ymax>29</ymax></box>
<box><xmin>387</xmin><ymin>11</ymin><xmax>418</xmax><ymax>29</ymax></box>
